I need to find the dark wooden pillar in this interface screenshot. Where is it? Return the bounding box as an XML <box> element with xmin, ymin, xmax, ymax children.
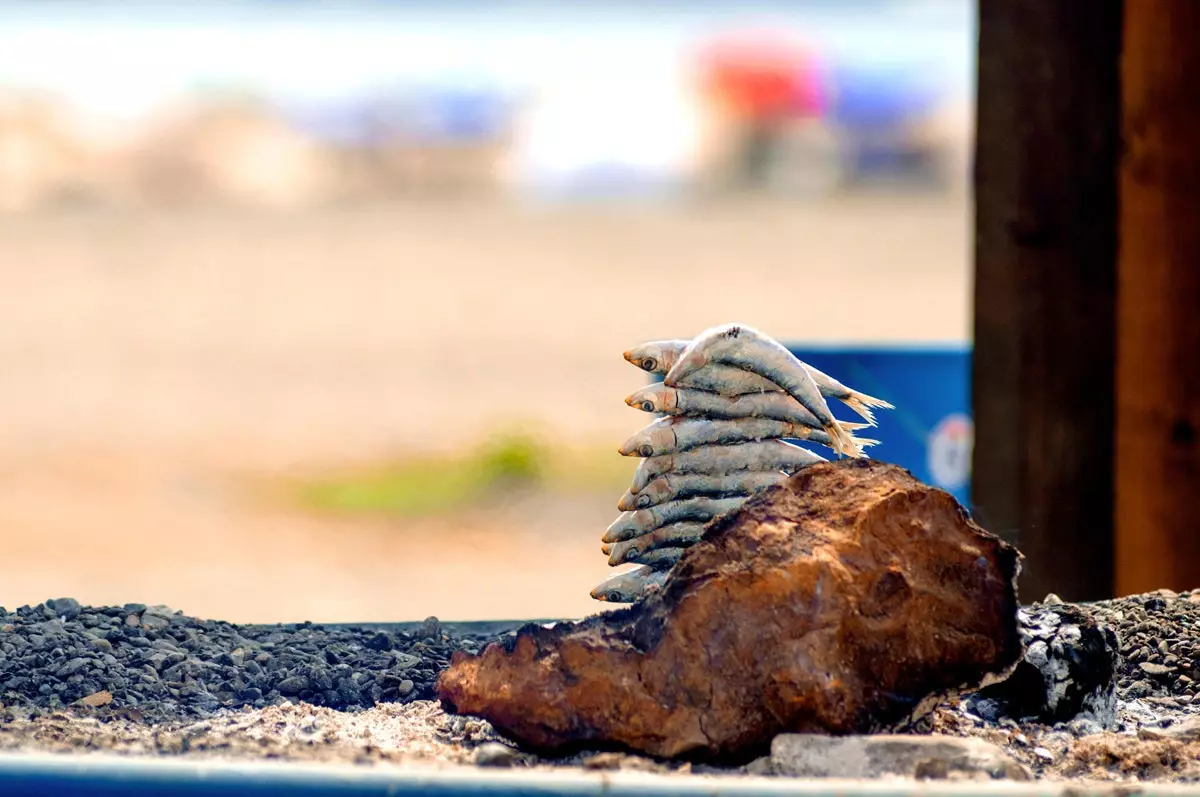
<box><xmin>972</xmin><ymin>1</ymin><xmax>1123</xmax><ymax>601</ymax></box>
<box><xmin>1116</xmin><ymin>1</ymin><xmax>1200</xmax><ymax>595</ymax></box>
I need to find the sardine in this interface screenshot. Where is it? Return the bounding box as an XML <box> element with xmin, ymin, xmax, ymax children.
<box><xmin>603</xmin><ymin>496</ymin><xmax>746</xmax><ymax>543</ymax></box>
<box><xmin>625</xmin><ymin>384</ymin><xmax>868</xmax><ymax>437</ymax></box>
<box><xmin>629</xmin><ymin>439</ymin><xmax>826</xmax><ymax>493</ymax></box>
<box><xmin>606</xmin><ymin>522</ymin><xmax>708</xmax><ymax>566</ymax></box>
<box><xmin>618</xmin><ymin>415</ymin><xmax>878</xmax><ymax>458</ymax></box>
<box><xmin>589</xmin><ymin>565</ymin><xmax>669</xmax><ymax>603</ymax></box>
<box><xmin>624</xmin><ymin>546</ymin><xmax>686</xmax><ymax>568</ymax></box>
<box><xmin>618</xmin><ymin>471</ymin><xmax>787</xmax><ymax>511</ymax></box>
<box><xmin>626</xmin><ymin>338</ymin><xmax>894</xmax><ymax>424</ymax></box>
<box><xmin>664</xmin><ymin>324</ymin><xmax>864</xmax><ymax>458</ymax></box>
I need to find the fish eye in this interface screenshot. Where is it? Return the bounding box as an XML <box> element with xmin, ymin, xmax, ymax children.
<box><xmin>639</xmin><ymin>444</ymin><xmax>654</xmax><ymax>457</ymax></box>
<box><xmin>636</xmin><ymin>495</ymin><xmax>651</xmax><ymax>508</ymax></box>
<box><xmin>607</xmin><ymin>591</ymin><xmax>622</xmax><ymax>602</ymax></box>
<box><xmin>641</xmin><ymin>401</ymin><xmax>655</xmax><ymax>412</ymax></box>
<box><xmin>642</xmin><ymin>357</ymin><xmax>657</xmax><ymax>371</ymax></box>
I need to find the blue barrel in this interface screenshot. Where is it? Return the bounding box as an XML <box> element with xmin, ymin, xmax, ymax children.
<box><xmin>649</xmin><ymin>343</ymin><xmax>973</xmax><ymax>506</ymax></box>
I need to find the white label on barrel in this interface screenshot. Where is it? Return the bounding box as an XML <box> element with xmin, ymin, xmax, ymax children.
<box><xmin>927</xmin><ymin>413</ymin><xmax>973</xmax><ymax>490</ymax></box>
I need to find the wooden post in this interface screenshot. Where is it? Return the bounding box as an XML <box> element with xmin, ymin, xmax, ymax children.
<box><xmin>1116</xmin><ymin>1</ymin><xmax>1200</xmax><ymax>595</ymax></box>
<box><xmin>972</xmin><ymin>1</ymin><xmax>1123</xmax><ymax>601</ymax></box>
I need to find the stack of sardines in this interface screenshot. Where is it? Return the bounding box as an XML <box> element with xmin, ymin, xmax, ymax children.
<box><xmin>589</xmin><ymin>323</ymin><xmax>894</xmax><ymax>604</ymax></box>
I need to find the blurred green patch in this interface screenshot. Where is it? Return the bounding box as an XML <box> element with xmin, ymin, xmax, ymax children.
<box><xmin>286</xmin><ymin>429</ymin><xmax>633</xmax><ymax>518</ymax></box>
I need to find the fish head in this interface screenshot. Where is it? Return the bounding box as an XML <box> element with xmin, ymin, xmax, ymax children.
<box><xmin>609</xmin><ymin>540</ymin><xmax>639</xmax><ymax>566</ymax></box>
<box><xmin>617</xmin><ymin>422</ymin><xmax>673</xmax><ymax>457</ymax></box>
<box><xmin>616</xmin><ymin>488</ymin><xmax>640</xmax><ymax>512</ymax></box>
<box><xmin>590</xmin><ymin>574</ymin><xmax>637</xmax><ymax>603</ymax></box>
<box><xmin>624</xmin><ymin>384</ymin><xmax>674</xmax><ymax>414</ymax></box>
<box><xmin>636</xmin><ymin>476</ymin><xmax>671</xmax><ymax>507</ymax></box>
<box><xmin>605</xmin><ymin>512</ymin><xmax>639</xmax><ymax>540</ymax></box>
<box><xmin>623</xmin><ymin>340</ymin><xmax>685</xmax><ymax>374</ymax></box>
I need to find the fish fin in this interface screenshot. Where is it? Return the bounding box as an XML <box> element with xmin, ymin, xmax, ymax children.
<box><xmin>837</xmin><ymin>420</ymin><xmax>872</xmax><ymax>432</ymax></box>
<box><xmin>856</xmin><ymin>437</ymin><xmax>882</xmax><ymax>449</ymax></box>
<box><xmin>841</xmin><ymin>391</ymin><xmax>895</xmax><ymax>424</ymax></box>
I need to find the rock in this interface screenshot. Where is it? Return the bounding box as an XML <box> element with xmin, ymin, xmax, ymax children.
<box><xmin>964</xmin><ymin>602</ymin><xmax>1119</xmax><ymax>728</ymax></box>
<box><xmin>1140</xmin><ymin>662</ymin><xmax>1173</xmax><ymax>677</ymax></box>
<box><xmin>473</xmin><ymin>742</ymin><xmax>519</xmax><ymax>767</ymax></box>
<box><xmin>139</xmin><ymin>606</ymin><xmax>175</xmax><ymax>630</ymax></box>
<box><xmin>366</xmin><ymin>633</ymin><xmax>392</xmax><ymax>652</ymax></box>
<box><xmin>437</xmin><ymin>460</ymin><xmax>1023</xmax><ymax>761</ymax></box>
<box><xmin>771</xmin><ymin>734</ymin><xmax>1031</xmax><ymax>780</ymax></box>
<box><xmin>275</xmin><ymin>676</ymin><xmax>310</xmax><ymax>696</ymax></box>
<box><xmin>416</xmin><ymin>617</ymin><xmax>442</xmax><ymax>640</ymax></box>
<box><xmin>73</xmin><ymin>690</ymin><xmax>113</xmax><ymax>708</ymax></box>
<box><xmin>46</xmin><ymin>598</ymin><xmax>82</xmax><ymax>620</ymax></box>
<box><xmin>1138</xmin><ymin>716</ymin><xmax>1200</xmax><ymax>742</ymax></box>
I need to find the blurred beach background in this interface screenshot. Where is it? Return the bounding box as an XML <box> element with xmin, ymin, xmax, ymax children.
<box><xmin>0</xmin><ymin>0</ymin><xmax>974</xmax><ymax>622</ymax></box>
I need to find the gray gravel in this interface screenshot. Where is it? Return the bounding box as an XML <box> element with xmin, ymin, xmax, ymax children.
<box><xmin>3</xmin><ymin>588</ymin><xmax>1199</xmax><ymax>733</ymax></box>
<box><xmin>0</xmin><ymin>599</ymin><xmax>503</xmax><ymax>722</ymax></box>
<box><xmin>1086</xmin><ymin>589</ymin><xmax>1200</xmax><ymax>708</ymax></box>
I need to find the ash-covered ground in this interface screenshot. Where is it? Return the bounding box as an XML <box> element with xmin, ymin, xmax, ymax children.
<box><xmin>3</xmin><ymin>589</ymin><xmax>1200</xmax><ymax>781</ymax></box>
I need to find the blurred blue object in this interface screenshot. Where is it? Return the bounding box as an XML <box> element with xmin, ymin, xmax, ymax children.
<box><xmin>828</xmin><ymin>64</ymin><xmax>943</xmax><ymax>129</ymax></box>
<box><xmin>825</xmin><ymin>62</ymin><xmax>951</xmax><ymax>181</ymax></box>
<box><xmin>648</xmin><ymin>343</ymin><xmax>972</xmax><ymax>506</ymax></box>
<box><xmin>399</xmin><ymin>85</ymin><xmax>512</xmax><ymax>143</ymax></box>
<box><xmin>782</xmin><ymin>344</ymin><xmax>972</xmax><ymax>506</ymax></box>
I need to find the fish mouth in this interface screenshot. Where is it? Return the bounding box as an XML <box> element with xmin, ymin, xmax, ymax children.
<box><xmin>622</xmin><ymin>350</ymin><xmax>640</xmax><ymax>366</ymax></box>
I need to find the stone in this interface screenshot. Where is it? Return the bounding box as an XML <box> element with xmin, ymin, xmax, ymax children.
<box><xmin>438</xmin><ymin>460</ymin><xmax>1023</xmax><ymax>761</ymax></box>
<box><xmin>73</xmin><ymin>690</ymin><xmax>112</xmax><ymax>708</ymax></box>
<box><xmin>46</xmin><ymin>598</ymin><xmax>82</xmax><ymax>620</ymax></box>
<box><xmin>1140</xmin><ymin>662</ymin><xmax>1173</xmax><ymax>677</ymax></box>
<box><xmin>771</xmin><ymin>734</ymin><xmax>1030</xmax><ymax>780</ymax></box>
<box><xmin>1139</xmin><ymin>716</ymin><xmax>1200</xmax><ymax>742</ymax></box>
<box><xmin>140</xmin><ymin>606</ymin><xmax>174</xmax><ymax>630</ymax></box>
<box><xmin>473</xmin><ymin>742</ymin><xmax>519</xmax><ymax>767</ymax></box>
<box><xmin>964</xmin><ymin>603</ymin><xmax>1119</xmax><ymax>727</ymax></box>
<box><xmin>275</xmin><ymin>676</ymin><xmax>309</xmax><ymax>695</ymax></box>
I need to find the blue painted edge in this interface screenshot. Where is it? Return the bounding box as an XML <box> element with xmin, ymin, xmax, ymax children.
<box><xmin>0</xmin><ymin>750</ymin><xmax>1169</xmax><ymax>797</ymax></box>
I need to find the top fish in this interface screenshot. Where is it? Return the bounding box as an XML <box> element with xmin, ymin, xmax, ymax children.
<box><xmin>663</xmin><ymin>324</ymin><xmax>864</xmax><ymax>459</ymax></box>
<box><xmin>624</xmin><ymin>338</ymin><xmax>894</xmax><ymax>425</ymax></box>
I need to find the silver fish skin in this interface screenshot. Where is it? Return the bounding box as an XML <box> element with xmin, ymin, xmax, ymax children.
<box><xmin>619</xmin><ymin>416</ymin><xmax>875</xmax><ymax>458</ymax></box>
<box><xmin>664</xmin><ymin>323</ymin><xmax>863</xmax><ymax>458</ymax></box>
<box><xmin>618</xmin><ymin>470</ymin><xmax>787</xmax><ymax>511</ymax></box>
<box><xmin>625</xmin><ymin>384</ymin><xmax>838</xmax><ymax>431</ymax></box>
<box><xmin>589</xmin><ymin>565</ymin><xmax>669</xmax><ymax>603</ymax></box>
<box><xmin>623</xmin><ymin>546</ymin><xmax>686</xmax><ymax>569</ymax></box>
<box><xmin>626</xmin><ymin>338</ymin><xmax>894</xmax><ymax>421</ymax></box>
<box><xmin>631</xmin><ymin>440</ymin><xmax>826</xmax><ymax>493</ymax></box>
<box><xmin>607</xmin><ymin>522</ymin><xmax>708</xmax><ymax>566</ymax></box>
<box><xmin>603</xmin><ymin>496</ymin><xmax>746</xmax><ymax>543</ymax></box>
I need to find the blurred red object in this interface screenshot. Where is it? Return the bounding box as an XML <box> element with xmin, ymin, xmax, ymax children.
<box><xmin>694</xmin><ymin>31</ymin><xmax>827</xmax><ymax>122</ymax></box>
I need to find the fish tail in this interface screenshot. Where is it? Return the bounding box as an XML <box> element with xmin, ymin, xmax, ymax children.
<box><xmin>841</xmin><ymin>391</ymin><xmax>895</xmax><ymax>424</ymax></box>
<box><xmin>856</xmin><ymin>437</ymin><xmax>882</xmax><ymax>449</ymax></box>
<box><xmin>837</xmin><ymin>420</ymin><xmax>872</xmax><ymax>432</ymax></box>
<box><xmin>828</xmin><ymin>422</ymin><xmax>867</xmax><ymax>459</ymax></box>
